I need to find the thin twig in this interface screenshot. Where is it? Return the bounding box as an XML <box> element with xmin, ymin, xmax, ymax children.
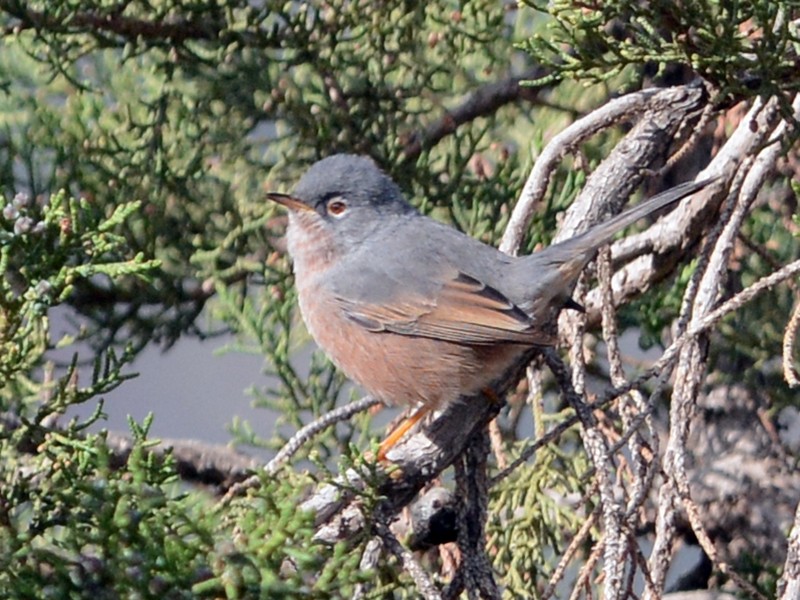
<box><xmin>783</xmin><ymin>299</ymin><xmax>800</xmax><ymax>387</ymax></box>
<box><xmin>649</xmin><ymin>87</ymin><xmax>797</xmax><ymax>597</ymax></box>
<box><xmin>493</xmin><ymin>255</ymin><xmax>800</xmax><ymax>487</ymax></box>
<box><xmin>265</xmin><ymin>395</ymin><xmax>381</xmax><ymax>476</ymax></box>
<box><xmin>777</xmin><ymin>499</ymin><xmax>800</xmax><ymax>599</ymax></box>
<box><xmin>542</xmin><ymin>504</ymin><xmax>602</xmax><ymax>599</ymax></box>
<box><xmin>374</xmin><ymin>518</ymin><xmax>443</xmax><ymax>600</ymax></box>
<box><xmin>220</xmin><ymin>395</ymin><xmax>380</xmax><ymax>505</ymax></box>
<box><xmin>650</xmin><ymin>158</ymin><xmax>752</xmax><ymax>594</ymax></box>
<box><xmin>544</xmin><ymin>349</ymin><xmax>627</xmax><ymax>600</ymax></box>
<box><xmin>598</xmin><ymin>246</ymin><xmax>658</xmax><ymax>587</ymax></box>
<box><xmin>401</xmin><ymin>67</ymin><xmax>549</xmax><ymax>162</ymax></box>
<box><xmin>568</xmin><ymin>539</ymin><xmax>604</xmax><ymax>600</ymax></box>
<box><xmin>679</xmin><ymin>492</ymin><xmax>768</xmax><ymax>600</ymax></box>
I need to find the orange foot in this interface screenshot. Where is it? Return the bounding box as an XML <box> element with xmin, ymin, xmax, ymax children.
<box><xmin>377</xmin><ymin>405</ymin><xmax>431</xmax><ymax>461</ymax></box>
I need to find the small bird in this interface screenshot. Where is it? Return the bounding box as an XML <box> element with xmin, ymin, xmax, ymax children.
<box><xmin>267</xmin><ymin>154</ymin><xmax>711</xmax><ymax>458</ymax></box>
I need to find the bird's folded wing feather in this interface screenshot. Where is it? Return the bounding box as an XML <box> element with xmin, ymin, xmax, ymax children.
<box><xmin>337</xmin><ymin>272</ymin><xmax>552</xmax><ymax>346</ymax></box>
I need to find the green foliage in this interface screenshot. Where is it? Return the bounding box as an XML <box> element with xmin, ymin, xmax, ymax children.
<box><xmin>0</xmin><ymin>2</ymin><xmax>545</xmax><ymax>595</ymax></box>
<box><xmin>521</xmin><ymin>0</ymin><xmax>800</xmax><ymax>101</ymax></box>
<box><xmin>0</xmin><ymin>175</ymin><xmax>367</xmax><ymax>597</ymax></box>
<box><xmin>1</xmin><ymin>417</ymin><xmax>203</xmax><ymax>599</ymax></box>
<box><xmin>0</xmin><ymin>188</ymin><xmax>158</xmax><ymax>414</ymax></box>
<box><xmin>0</xmin><ymin>415</ymin><xmax>335</xmax><ymax>599</ymax></box>
<box><xmin>0</xmin><ymin>0</ymin><xmax>797</xmax><ymax>597</ymax></box>
<box><xmin>490</xmin><ymin>437</ymin><xmax>591</xmax><ymax>598</ymax></box>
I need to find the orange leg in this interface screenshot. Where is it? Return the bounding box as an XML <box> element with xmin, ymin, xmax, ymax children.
<box><xmin>377</xmin><ymin>404</ymin><xmax>431</xmax><ymax>461</ymax></box>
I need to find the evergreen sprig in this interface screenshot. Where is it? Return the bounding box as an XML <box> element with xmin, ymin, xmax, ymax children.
<box><xmin>521</xmin><ymin>0</ymin><xmax>800</xmax><ymax>102</ymax></box>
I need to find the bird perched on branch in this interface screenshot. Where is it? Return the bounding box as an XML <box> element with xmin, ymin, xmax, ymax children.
<box><xmin>268</xmin><ymin>154</ymin><xmax>711</xmax><ymax>458</ymax></box>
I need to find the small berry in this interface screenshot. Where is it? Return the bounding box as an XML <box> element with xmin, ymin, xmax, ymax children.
<box><xmin>14</xmin><ymin>216</ymin><xmax>33</xmax><ymax>234</ymax></box>
<box><xmin>12</xmin><ymin>192</ymin><xmax>31</xmax><ymax>208</ymax></box>
<box><xmin>3</xmin><ymin>204</ymin><xmax>18</xmax><ymax>220</ymax></box>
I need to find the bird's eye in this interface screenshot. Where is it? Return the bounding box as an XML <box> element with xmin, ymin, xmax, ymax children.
<box><xmin>326</xmin><ymin>198</ymin><xmax>348</xmax><ymax>217</ymax></box>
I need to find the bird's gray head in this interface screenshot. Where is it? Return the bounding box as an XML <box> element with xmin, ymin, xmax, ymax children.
<box><xmin>267</xmin><ymin>154</ymin><xmax>417</xmax><ymax>250</ymax></box>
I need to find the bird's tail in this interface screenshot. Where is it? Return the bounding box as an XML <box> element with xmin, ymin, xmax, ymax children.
<box><xmin>559</xmin><ymin>177</ymin><xmax>715</xmax><ymax>259</ymax></box>
<box><xmin>514</xmin><ymin>177</ymin><xmax>716</xmax><ymax>318</ymax></box>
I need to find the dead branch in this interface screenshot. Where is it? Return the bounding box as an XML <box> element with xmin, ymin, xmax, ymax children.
<box><xmin>501</xmin><ymin>82</ymin><xmax>709</xmax><ymax>255</ymax></box>
<box><xmin>778</xmin><ymin>500</ymin><xmax>800</xmax><ymax>600</ymax></box>
<box><xmin>646</xmin><ymin>91</ymin><xmax>798</xmax><ymax>599</ymax></box>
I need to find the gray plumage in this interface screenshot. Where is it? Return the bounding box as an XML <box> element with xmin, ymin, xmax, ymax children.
<box><xmin>289</xmin><ymin>154</ymin><xmax>710</xmax><ymax>345</ymax></box>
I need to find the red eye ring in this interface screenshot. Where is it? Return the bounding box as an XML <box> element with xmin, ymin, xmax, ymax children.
<box><xmin>327</xmin><ymin>199</ymin><xmax>347</xmax><ymax>216</ymax></box>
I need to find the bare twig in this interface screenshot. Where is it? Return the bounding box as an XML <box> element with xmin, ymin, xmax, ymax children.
<box><xmin>646</xmin><ymin>93</ymin><xmax>784</xmax><ymax>596</ymax></box>
<box><xmin>542</xmin><ymin>504</ymin><xmax>602</xmax><ymax>599</ymax></box>
<box><xmin>598</xmin><ymin>246</ymin><xmax>659</xmax><ymax>593</ymax></box>
<box><xmin>778</xmin><ymin>500</ymin><xmax>800</xmax><ymax>600</ymax></box>
<box><xmin>648</xmin><ymin>90</ymin><xmax>800</xmax><ymax>598</ymax></box>
<box><xmin>219</xmin><ymin>395</ymin><xmax>381</xmax><ymax>506</ymax></box>
<box><xmin>265</xmin><ymin>395</ymin><xmax>380</xmax><ymax>476</ymax></box>
<box><xmin>494</xmin><ymin>254</ymin><xmax>800</xmax><ymax>488</ymax></box>
<box><xmin>783</xmin><ymin>295</ymin><xmax>800</xmax><ymax>388</ymax></box>
<box><xmin>374</xmin><ymin>518</ymin><xmax>443</xmax><ymax>600</ymax></box>
<box><xmin>262</xmin><ymin>88</ymin><xmax>798</xmax><ymax>599</ymax></box>
<box><xmin>545</xmin><ymin>348</ymin><xmax>628</xmax><ymax>600</ymax></box>
<box><xmin>568</xmin><ymin>540</ymin><xmax>604</xmax><ymax>600</ymax></box>
<box><xmin>500</xmin><ymin>83</ymin><xmax>708</xmax><ymax>256</ymax></box>
<box><xmin>684</xmin><ymin>258</ymin><xmax>800</xmax><ymax>347</ymax></box>
<box><xmin>680</xmin><ymin>493</ymin><xmax>768</xmax><ymax>600</ymax></box>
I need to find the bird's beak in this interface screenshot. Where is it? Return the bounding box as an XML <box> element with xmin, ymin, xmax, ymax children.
<box><xmin>265</xmin><ymin>192</ymin><xmax>315</xmax><ymax>213</ymax></box>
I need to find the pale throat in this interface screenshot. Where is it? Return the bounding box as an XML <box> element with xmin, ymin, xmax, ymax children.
<box><xmin>286</xmin><ymin>213</ymin><xmax>340</xmax><ymax>283</ymax></box>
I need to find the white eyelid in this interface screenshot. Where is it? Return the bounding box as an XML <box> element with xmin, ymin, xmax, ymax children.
<box><xmin>327</xmin><ymin>196</ymin><xmax>348</xmax><ymax>218</ymax></box>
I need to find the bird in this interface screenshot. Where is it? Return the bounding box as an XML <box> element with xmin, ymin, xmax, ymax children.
<box><xmin>267</xmin><ymin>154</ymin><xmax>712</xmax><ymax>458</ymax></box>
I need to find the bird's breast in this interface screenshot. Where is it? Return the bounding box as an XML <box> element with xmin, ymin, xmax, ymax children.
<box><xmin>294</xmin><ymin>275</ymin><xmax>528</xmax><ymax>410</ymax></box>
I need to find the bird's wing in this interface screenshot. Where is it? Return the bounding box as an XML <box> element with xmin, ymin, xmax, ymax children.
<box><xmin>336</xmin><ymin>271</ymin><xmax>553</xmax><ymax>346</ymax></box>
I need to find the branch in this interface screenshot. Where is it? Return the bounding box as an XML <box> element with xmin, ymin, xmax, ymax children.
<box><xmin>401</xmin><ymin>66</ymin><xmax>550</xmax><ymax>162</ymax></box>
<box><xmin>450</xmin><ymin>431</ymin><xmax>500</xmax><ymax>600</ymax></box>
<box><xmin>648</xmin><ymin>91</ymin><xmax>799</xmax><ymax>597</ymax></box>
<box><xmin>0</xmin><ymin>1</ymin><xmax>246</xmax><ymax>45</ymax></box>
<box><xmin>221</xmin><ymin>395</ymin><xmax>381</xmax><ymax>503</ymax></box>
<box><xmin>305</xmin><ymin>352</ymin><xmax>534</xmax><ymax>545</ymax></box>
<box><xmin>779</xmin><ymin>500</ymin><xmax>800</xmax><ymax>600</ymax></box>
<box><xmin>1</xmin><ymin>412</ymin><xmax>257</xmax><ymax>490</ymax></box>
<box><xmin>240</xmin><ymin>248</ymin><xmax>800</xmax><ymax>555</ymax></box>
<box><xmin>560</xmin><ymin>85</ymin><xmax>797</xmax><ymax>332</ymax></box>
<box><xmin>493</xmin><ymin>252</ymin><xmax>800</xmax><ymax>488</ymax></box>
<box><xmin>500</xmin><ymin>82</ymin><xmax>709</xmax><ymax>255</ymax></box>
